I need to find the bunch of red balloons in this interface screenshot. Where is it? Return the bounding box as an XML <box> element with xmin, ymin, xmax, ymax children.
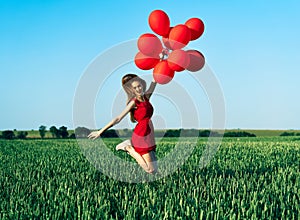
<box><xmin>134</xmin><ymin>9</ymin><xmax>205</xmax><ymax>84</ymax></box>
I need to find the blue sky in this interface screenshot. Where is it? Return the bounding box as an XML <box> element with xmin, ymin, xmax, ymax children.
<box><xmin>1</xmin><ymin>0</ymin><xmax>299</xmax><ymax>130</ymax></box>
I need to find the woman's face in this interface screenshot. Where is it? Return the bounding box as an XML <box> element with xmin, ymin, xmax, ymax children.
<box><xmin>131</xmin><ymin>80</ymin><xmax>144</xmax><ymax>97</ymax></box>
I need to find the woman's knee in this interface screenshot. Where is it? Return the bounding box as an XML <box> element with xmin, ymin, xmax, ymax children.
<box><xmin>126</xmin><ymin>145</ymin><xmax>134</xmax><ymax>152</ymax></box>
<box><xmin>146</xmin><ymin>167</ymin><xmax>158</xmax><ymax>174</ymax></box>
<box><xmin>116</xmin><ymin>139</ymin><xmax>131</xmax><ymax>151</ymax></box>
<box><xmin>146</xmin><ymin>162</ymin><xmax>158</xmax><ymax>174</ymax></box>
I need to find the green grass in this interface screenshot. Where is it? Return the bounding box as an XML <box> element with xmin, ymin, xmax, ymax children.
<box><xmin>0</xmin><ymin>137</ymin><xmax>299</xmax><ymax>219</ymax></box>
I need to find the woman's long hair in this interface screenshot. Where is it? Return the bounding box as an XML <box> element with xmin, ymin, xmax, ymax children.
<box><xmin>122</xmin><ymin>74</ymin><xmax>147</xmax><ymax>123</ymax></box>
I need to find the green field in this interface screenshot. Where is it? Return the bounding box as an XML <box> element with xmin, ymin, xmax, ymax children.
<box><xmin>0</xmin><ymin>137</ymin><xmax>299</xmax><ymax>219</ymax></box>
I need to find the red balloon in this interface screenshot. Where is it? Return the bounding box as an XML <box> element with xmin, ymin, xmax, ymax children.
<box><xmin>168</xmin><ymin>24</ymin><xmax>191</xmax><ymax>50</ymax></box>
<box><xmin>134</xmin><ymin>52</ymin><xmax>160</xmax><ymax>70</ymax></box>
<box><xmin>148</xmin><ymin>10</ymin><xmax>170</xmax><ymax>37</ymax></box>
<box><xmin>185</xmin><ymin>18</ymin><xmax>204</xmax><ymax>40</ymax></box>
<box><xmin>167</xmin><ymin>49</ymin><xmax>190</xmax><ymax>72</ymax></box>
<box><xmin>162</xmin><ymin>27</ymin><xmax>173</xmax><ymax>50</ymax></box>
<box><xmin>153</xmin><ymin>60</ymin><xmax>175</xmax><ymax>84</ymax></box>
<box><xmin>162</xmin><ymin>37</ymin><xmax>171</xmax><ymax>50</ymax></box>
<box><xmin>137</xmin><ymin>33</ymin><xmax>163</xmax><ymax>56</ymax></box>
<box><xmin>186</xmin><ymin>50</ymin><xmax>205</xmax><ymax>72</ymax></box>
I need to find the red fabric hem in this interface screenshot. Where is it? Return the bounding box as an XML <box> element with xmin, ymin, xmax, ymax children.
<box><xmin>133</xmin><ymin>145</ymin><xmax>156</xmax><ymax>155</ymax></box>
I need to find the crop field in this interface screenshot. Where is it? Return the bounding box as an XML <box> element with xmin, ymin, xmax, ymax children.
<box><xmin>0</xmin><ymin>137</ymin><xmax>299</xmax><ymax>219</ymax></box>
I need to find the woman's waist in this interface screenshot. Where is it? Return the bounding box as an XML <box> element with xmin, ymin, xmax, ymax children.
<box><xmin>135</xmin><ymin>118</ymin><xmax>152</xmax><ymax>123</ymax></box>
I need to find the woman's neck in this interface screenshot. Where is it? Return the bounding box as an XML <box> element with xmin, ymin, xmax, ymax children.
<box><xmin>136</xmin><ymin>94</ymin><xmax>145</xmax><ymax>102</ymax></box>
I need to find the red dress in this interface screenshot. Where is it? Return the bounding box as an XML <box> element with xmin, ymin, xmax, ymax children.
<box><xmin>131</xmin><ymin>96</ymin><xmax>156</xmax><ymax>155</ymax></box>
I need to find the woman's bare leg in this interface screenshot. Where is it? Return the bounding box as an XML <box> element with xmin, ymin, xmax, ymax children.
<box><xmin>141</xmin><ymin>151</ymin><xmax>158</xmax><ymax>174</ymax></box>
<box><xmin>125</xmin><ymin>146</ymin><xmax>157</xmax><ymax>174</ymax></box>
<box><xmin>116</xmin><ymin>140</ymin><xmax>157</xmax><ymax>174</ymax></box>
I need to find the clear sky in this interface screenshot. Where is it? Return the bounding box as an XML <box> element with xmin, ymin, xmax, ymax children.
<box><xmin>1</xmin><ymin>0</ymin><xmax>299</xmax><ymax>130</ymax></box>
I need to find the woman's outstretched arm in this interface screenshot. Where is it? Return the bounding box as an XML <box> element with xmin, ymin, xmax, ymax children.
<box><xmin>145</xmin><ymin>79</ymin><xmax>157</xmax><ymax>99</ymax></box>
<box><xmin>88</xmin><ymin>100</ymin><xmax>135</xmax><ymax>140</ymax></box>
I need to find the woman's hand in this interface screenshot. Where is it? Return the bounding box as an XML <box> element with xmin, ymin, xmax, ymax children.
<box><xmin>87</xmin><ymin>130</ymin><xmax>102</xmax><ymax>140</ymax></box>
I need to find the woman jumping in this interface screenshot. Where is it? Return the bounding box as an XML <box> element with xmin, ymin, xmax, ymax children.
<box><xmin>88</xmin><ymin>74</ymin><xmax>158</xmax><ymax>174</ymax></box>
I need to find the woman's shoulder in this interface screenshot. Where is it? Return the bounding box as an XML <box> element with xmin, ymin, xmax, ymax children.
<box><xmin>130</xmin><ymin>97</ymin><xmax>137</xmax><ymax>103</ymax></box>
<box><xmin>127</xmin><ymin>98</ymin><xmax>136</xmax><ymax>108</ymax></box>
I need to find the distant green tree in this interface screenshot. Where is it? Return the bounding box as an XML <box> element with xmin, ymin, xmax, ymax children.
<box><xmin>117</xmin><ymin>128</ymin><xmax>132</xmax><ymax>138</ymax></box>
<box><xmin>59</xmin><ymin>126</ymin><xmax>69</xmax><ymax>138</ymax></box>
<box><xmin>49</xmin><ymin>126</ymin><xmax>60</xmax><ymax>138</ymax></box>
<box><xmin>39</xmin><ymin>125</ymin><xmax>47</xmax><ymax>139</ymax></box>
<box><xmin>2</xmin><ymin>130</ymin><xmax>15</xmax><ymax>140</ymax></box>
<box><xmin>123</xmin><ymin>128</ymin><xmax>131</xmax><ymax>137</ymax></box>
<box><xmin>279</xmin><ymin>132</ymin><xmax>294</xmax><ymax>136</ymax></box>
<box><xmin>164</xmin><ymin>129</ymin><xmax>180</xmax><ymax>137</ymax></box>
<box><xmin>199</xmin><ymin>130</ymin><xmax>211</xmax><ymax>137</ymax></box>
<box><xmin>101</xmin><ymin>129</ymin><xmax>118</xmax><ymax>138</ymax></box>
<box><xmin>75</xmin><ymin>127</ymin><xmax>91</xmax><ymax>138</ymax></box>
<box><xmin>185</xmin><ymin>129</ymin><xmax>202</xmax><ymax>137</ymax></box>
<box><xmin>17</xmin><ymin>131</ymin><xmax>28</xmax><ymax>139</ymax></box>
<box><xmin>224</xmin><ymin>131</ymin><xmax>256</xmax><ymax>137</ymax></box>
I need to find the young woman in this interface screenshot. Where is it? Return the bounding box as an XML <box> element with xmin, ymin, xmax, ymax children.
<box><xmin>88</xmin><ymin>74</ymin><xmax>158</xmax><ymax>174</ymax></box>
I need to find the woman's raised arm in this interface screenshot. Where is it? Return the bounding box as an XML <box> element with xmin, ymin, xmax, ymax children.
<box><xmin>145</xmin><ymin>80</ymin><xmax>157</xmax><ymax>99</ymax></box>
<box><xmin>88</xmin><ymin>100</ymin><xmax>135</xmax><ymax>140</ymax></box>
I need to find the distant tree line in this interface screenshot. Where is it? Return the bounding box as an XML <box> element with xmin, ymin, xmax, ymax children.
<box><xmin>223</xmin><ymin>131</ymin><xmax>256</xmax><ymax>137</ymax></box>
<box><xmin>48</xmin><ymin>126</ymin><xmax>69</xmax><ymax>138</ymax></box>
<box><xmin>0</xmin><ymin>127</ymin><xmax>261</xmax><ymax>139</ymax></box>
<box><xmin>0</xmin><ymin>130</ymin><xmax>28</xmax><ymax>140</ymax></box>
<box><xmin>4</xmin><ymin>127</ymin><xmax>300</xmax><ymax>140</ymax></box>
<box><xmin>279</xmin><ymin>131</ymin><xmax>300</xmax><ymax>136</ymax></box>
